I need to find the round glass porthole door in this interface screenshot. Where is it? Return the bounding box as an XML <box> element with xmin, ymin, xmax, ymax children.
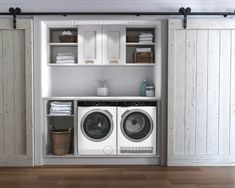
<box><xmin>81</xmin><ymin>110</ymin><xmax>113</xmax><ymax>142</ymax></box>
<box><xmin>121</xmin><ymin>110</ymin><xmax>153</xmax><ymax>142</ymax></box>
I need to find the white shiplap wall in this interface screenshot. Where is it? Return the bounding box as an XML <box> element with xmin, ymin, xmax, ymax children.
<box><xmin>168</xmin><ymin>19</ymin><xmax>235</xmax><ymax>166</ymax></box>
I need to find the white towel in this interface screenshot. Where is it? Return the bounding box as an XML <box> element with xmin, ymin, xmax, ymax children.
<box><xmin>136</xmin><ymin>48</ymin><xmax>152</xmax><ymax>52</ymax></box>
<box><xmin>56</xmin><ymin>60</ymin><xmax>75</xmax><ymax>64</ymax></box>
<box><xmin>139</xmin><ymin>37</ymin><xmax>153</xmax><ymax>41</ymax></box>
<box><xmin>139</xmin><ymin>33</ymin><xmax>153</xmax><ymax>37</ymax></box>
<box><xmin>57</xmin><ymin>53</ymin><xmax>73</xmax><ymax>56</ymax></box>
<box><xmin>138</xmin><ymin>41</ymin><xmax>153</xmax><ymax>44</ymax></box>
<box><xmin>50</xmin><ymin>112</ymin><xmax>72</xmax><ymax>116</ymax></box>
<box><xmin>56</xmin><ymin>56</ymin><xmax>75</xmax><ymax>60</ymax></box>
<box><xmin>50</xmin><ymin>101</ymin><xmax>72</xmax><ymax>107</ymax></box>
<box><xmin>50</xmin><ymin>106</ymin><xmax>72</xmax><ymax>111</ymax></box>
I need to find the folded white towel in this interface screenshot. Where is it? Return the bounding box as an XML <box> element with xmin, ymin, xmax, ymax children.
<box><xmin>138</xmin><ymin>41</ymin><xmax>153</xmax><ymax>44</ymax></box>
<box><xmin>50</xmin><ymin>112</ymin><xmax>72</xmax><ymax>116</ymax></box>
<box><xmin>136</xmin><ymin>48</ymin><xmax>152</xmax><ymax>52</ymax></box>
<box><xmin>56</xmin><ymin>56</ymin><xmax>75</xmax><ymax>60</ymax></box>
<box><xmin>139</xmin><ymin>37</ymin><xmax>153</xmax><ymax>40</ymax></box>
<box><xmin>139</xmin><ymin>32</ymin><xmax>153</xmax><ymax>37</ymax></box>
<box><xmin>51</xmin><ymin>101</ymin><xmax>72</xmax><ymax>106</ymax></box>
<box><xmin>56</xmin><ymin>60</ymin><xmax>75</xmax><ymax>64</ymax></box>
<box><xmin>50</xmin><ymin>106</ymin><xmax>72</xmax><ymax>111</ymax></box>
<box><xmin>57</xmin><ymin>53</ymin><xmax>73</xmax><ymax>56</ymax></box>
<box><xmin>50</xmin><ymin>110</ymin><xmax>72</xmax><ymax>113</ymax></box>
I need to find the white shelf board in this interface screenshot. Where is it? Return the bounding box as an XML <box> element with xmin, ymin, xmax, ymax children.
<box><xmin>126</xmin><ymin>43</ymin><xmax>156</xmax><ymax>46</ymax></box>
<box><xmin>43</xmin><ymin>96</ymin><xmax>160</xmax><ymax>101</ymax></box>
<box><xmin>49</xmin><ymin>43</ymin><xmax>77</xmax><ymax>46</ymax></box>
<box><xmin>44</xmin><ymin>154</ymin><xmax>76</xmax><ymax>158</ymax></box>
<box><xmin>46</xmin><ymin>115</ymin><xmax>74</xmax><ymax>117</ymax></box>
<box><xmin>48</xmin><ymin>63</ymin><xmax>155</xmax><ymax>67</ymax></box>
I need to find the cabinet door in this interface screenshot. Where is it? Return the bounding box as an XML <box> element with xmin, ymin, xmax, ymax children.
<box><xmin>78</xmin><ymin>25</ymin><xmax>102</xmax><ymax>64</ymax></box>
<box><xmin>102</xmin><ymin>26</ymin><xmax>126</xmax><ymax>65</ymax></box>
<box><xmin>0</xmin><ymin>19</ymin><xmax>33</xmax><ymax>166</ymax></box>
<box><xmin>168</xmin><ymin>19</ymin><xmax>235</xmax><ymax>166</ymax></box>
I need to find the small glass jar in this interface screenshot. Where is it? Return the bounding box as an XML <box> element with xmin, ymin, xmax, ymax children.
<box><xmin>146</xmin><ymin>86</ymin><xmax>155</xmax><ymax>97</ymax></box>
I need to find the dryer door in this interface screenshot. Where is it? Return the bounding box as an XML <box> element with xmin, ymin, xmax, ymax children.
<box><xmin>121</xmin><ymin>110</ymin><xmax>153</xmax><ymax>142</ymax></box>
<box><xmin>81</xmin><ymin>110</ymin><xmax>113</xmax><ymax>142</ymax></box>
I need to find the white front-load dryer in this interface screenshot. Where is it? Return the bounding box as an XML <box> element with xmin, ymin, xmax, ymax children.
<box><xmin>117</xmin><ymin>104</ymin><xmax>157</xmax><ymax>156</ymax></box>
<box><xmin>78</xmin><ymin>105</ymin><xmax>116</xmax><ymax>155</ymax></box>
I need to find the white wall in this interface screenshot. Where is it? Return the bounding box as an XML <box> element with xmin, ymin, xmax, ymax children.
<box><xmin>0</xmin><ymin>0</ymin><xmax>234</xmax><ymax>12</ymax></box>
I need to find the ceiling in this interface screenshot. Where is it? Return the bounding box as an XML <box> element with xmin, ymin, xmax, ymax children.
<box><xmin>0</xmin><ymin>0</ymin><xmax>234</xmax><ymax>12</ymax></box>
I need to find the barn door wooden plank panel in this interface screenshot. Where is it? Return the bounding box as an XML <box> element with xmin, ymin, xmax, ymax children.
<box><xmin>0</xmin><ymin>19</ymin><xmax>32</xmax><ymax>166</ymax></box>
<box><xmin>2</xmin><ymin>30</ymin><xmax>15</xmax><ymax>155</ymax></box>
<box><xmin>219</xmin><ymin>30</ymin><xmax>231</xmax><ymax>155</ymax></box>
<box><xmin>185</xmin><ymin>30</ymin><xmax>197</xmax><ymax>155</ymax></box>
<box><xmin>230</xmin><ymin>30</ymin><xmax>235</xmax><ymax>154</ymax></box>
<box><xmin>195</xmin><ymin>30</ymin><xmax>208</xmax><ymax>155</ymax></box>
<box><xmin>173</xmin><ymin>30</ymin><xmax>186</xmax><ymax>155</ymax></box>
<box><xmin>13</xmin><ymin>30</ymin><xmax>26</xmax><ymax>155</ymax></box>
<box><xmin>207</xmin><ymin>30</ymin><xmax>220</xmax><ymax>155</ymax></box>
<box><xmin>0</xmin><ymin>31</ymin><xmax>3</xmax><ymax>158</ymax></box>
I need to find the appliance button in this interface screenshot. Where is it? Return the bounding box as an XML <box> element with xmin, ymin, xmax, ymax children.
<box><xmin>103</xmin><ymin>145</ymin><xmax>113</xmax><ymax>155</ymax></box>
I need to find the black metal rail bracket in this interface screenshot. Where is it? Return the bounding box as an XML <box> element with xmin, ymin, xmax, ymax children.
<box><xmin>179</xmin><ymin>7</ymin><xmax>191</xmax><ymax>29</ymax></box>
<box><xmin>9</xmin><ymin>7</ymin><xmax>21</xmax><ymax>29</ymax></box>
<box><xmin>1</xmin><ymin>7</ymin><xmax>234</xmax><ymax>29</ymax></box>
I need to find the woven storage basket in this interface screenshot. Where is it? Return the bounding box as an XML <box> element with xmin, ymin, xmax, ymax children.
<box><xmin>126</xmin><ymin>36</ymin><xmax>139</xmax><ymax>42</ymax></box>
<box><xmin>50</xmin><ymin>128</ymin><xmax>72</xmax><ymax>155</ymax></box>
<box><xmin>134</xmin><ymin>52</ymin><xmax>154</xmax><ymax>63</ymax></box>
<box><xmin>59</xmin><ymin>35</ymin><xmax>77</xmax><ymax>43</ymax></box>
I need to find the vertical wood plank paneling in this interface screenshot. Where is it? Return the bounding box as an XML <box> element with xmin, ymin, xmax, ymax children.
<box><xmin>0</xmin><ymin>31</ymin><xmax>3</xmax><ymax>158</ymax></box>
<box><xmin>185</xmin><ymin>30</ymin><xmax>197</xmax><ymax>154</ymax></box>
<box><xmin>219</xmin><ymin>30</ymin><xmax>231</xmax><ymax>155</ymax></box>
<box><xmin>207</xmin><ymin>30</ymin><xmax>220</xmax><ymax>154</ymax></box>
<box><xmin>2</xmin><ymin>30</ymin><xmax>15</xmax><ymax>155</ymax></box>
<box><xmin>230</xmin><ymin>30</ymin><xmax>235</xmax><ymax>154</ymax></box>
<box><xmin>13</xmin><ymin>30</ymin><xmax>26</xmax><ymax>155</ymax></box>
<box><xmin>195</xmin><ymin>30</ymin><xmax>208</xmax><ymax>155</ymax></box>
<box><xmin>174</xmin><ymin>30</ymin><xmax>186</xmax><ymax>154</ymax></box>
<box><xmin>24</xmin><ymin>28</ymin><xmax>33</xmax><ymax>158</ymax></box>
<box><xmin>167</xmin><ymin>28</ymin><xmax>175</xmax><ymax>156</ymax></box>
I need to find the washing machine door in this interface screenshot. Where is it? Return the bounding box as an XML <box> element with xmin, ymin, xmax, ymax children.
<box><xmin>121</xmin><ymin>110</ymin><xmax>153</xmax><ymax>142</ymax></box>
<box><xmin>81</xmin><ymin>109</ymin><xmax>113</xmax><ymax>142</ymax></box>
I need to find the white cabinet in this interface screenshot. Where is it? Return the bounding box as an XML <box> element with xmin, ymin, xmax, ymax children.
<box><xmin>102</xmin><ymin>26</ymin><xmax>126</xmax><ymax>65</ymax></box>
<box><xmin>78</xmin><ymin>25</ymin><xmax>102</xmax><ymax>64</ymax></box>
<box><xmin>78</xmin><ymin>25</ymin><xmax>125</xmax><ymax>65</ymax></box>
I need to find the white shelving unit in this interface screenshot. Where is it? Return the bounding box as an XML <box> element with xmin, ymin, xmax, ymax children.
<box><xmin>36</xmin><ymin>19</ymin><xmax>162</xmax><ymax>164</ymax></box>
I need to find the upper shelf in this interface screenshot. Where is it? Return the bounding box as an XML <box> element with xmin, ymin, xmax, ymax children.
<box><xmin>47</xmin><ymin>63</ymin><xmax>156</xmax><ymax>67</ymax></box>
<box><xmin>49</xmin><ymin>43</ymin><xmax>77</xmax><ymax>46</ymax></box>
<box><xmin>126</xmin><ymin>43</ymin><xmax>156</xmax><ymax>46</ymax></box>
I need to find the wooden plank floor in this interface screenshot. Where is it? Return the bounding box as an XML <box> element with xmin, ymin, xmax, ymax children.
<box><xmin>0</xmin><ymin>166</ymin><xmax>234</xmax><ymax>188</ymax></box>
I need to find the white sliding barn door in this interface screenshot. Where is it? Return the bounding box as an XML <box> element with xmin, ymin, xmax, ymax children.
<box><xmin>168</xmin><ymin>19</ymin><xmax>235</xmax><ymax>166</ymax></box>
<box><xmin>0</xmin><ymin>20</ymin><xmax>33</xmax><ymax>166</ymax></box>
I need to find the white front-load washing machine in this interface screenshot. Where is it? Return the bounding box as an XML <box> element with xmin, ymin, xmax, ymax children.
<box><xmin>117</xmin><ymin>102</ymin><xmax>157</xmax><ymax>156</ymax></box>
<box><xmin>78</xmin><ymin>102</ymin><xmax>116</xmax><ymax>155</ymax></box>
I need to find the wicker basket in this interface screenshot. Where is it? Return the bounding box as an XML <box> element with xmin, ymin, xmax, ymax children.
<box><xmin>50</xmin><ymin>128</ymin><xmax>72</xmax><ymax>155</ymax></box>
<box><xmin>126</xmin><ymin>36</ymin><xmax>139</xmax><ymax>43</ymax></box>
<box><xmin>59</xmin><ymin>35</ymin><xmax>77</xmax><ymax>43</ymax></box>
<box><xmin>134</xmin><ymin>52</ymin><xmax>154</xmax><ymax>63</ymax></box>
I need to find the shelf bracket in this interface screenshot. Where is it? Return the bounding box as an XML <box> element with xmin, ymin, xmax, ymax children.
<box><xmin>9</xmin><ymin>7</ymin><xmax>21</xmax><ymax>29</ymax></box>
<box><xmin>179</xmin><ymin>7</ymin><xmax>191</xmax><ymax>29</ymax></box>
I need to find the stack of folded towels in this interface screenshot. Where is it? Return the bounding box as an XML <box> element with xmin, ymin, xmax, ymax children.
<box><xmin>50</xmin><ymin>101</ymin><xmax>72</xmax><ymax>116</ymax></box>
<box><xmin>136</xmin><ymin>47</ymin><xmax>152</xmax><ymax>53</ymax></box>
<box><xmin>139</xmin><ymin>32</ymin><xmax>153</xmax><ymax>43</ymax></box>
<box><xmin>56</xmin><ymin>53</ymin><xmax>75</xmax><ymax>64</ymax></box>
